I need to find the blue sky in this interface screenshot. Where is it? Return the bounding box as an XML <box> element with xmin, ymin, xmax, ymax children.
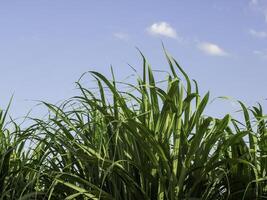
<box><xmin>1</xmin><ymin>0</ymin><xmax>267</xmax><ymax>120</ymax></box>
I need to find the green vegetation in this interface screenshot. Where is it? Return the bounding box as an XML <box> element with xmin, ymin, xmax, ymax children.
<box><xmin>0</xmin><ymin>50</ymin><xmax>267</xmax><ymax>200</ymax></box>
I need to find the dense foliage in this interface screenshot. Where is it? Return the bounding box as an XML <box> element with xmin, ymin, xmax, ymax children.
<box><xmin>0</xmin><ymin>50</ymin><xmax>267</xmax><ymax>199</ymax></box>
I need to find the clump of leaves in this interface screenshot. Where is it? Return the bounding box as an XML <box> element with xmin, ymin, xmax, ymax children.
<box><xmin>0</xmin><ymin>50</ymin><xmax>267</xmax><ymax>199</ymax></box>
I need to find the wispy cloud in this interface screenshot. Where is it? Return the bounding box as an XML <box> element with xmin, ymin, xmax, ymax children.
<box><xmin>113</xmin><ymin>32</ymin><xmax>129</xmax><ymax>41</ymax></box>
<box><xmin>147</xmin><ymin>22</ymin><xmax>178</xmax><ymax>39</ymax></box>
<box><xmin>250</xmin><ymin>0</ymin><xmax>258</xmax><ymax>6</ymax></box>
<box><xmin>249</xmin><ymin>0</ymin><xmax>267</xmax><ymax>23</ymax></box>
<box><xmin>253</xmin><ymin>49</ymin><xmax>267</xmax><ymax>58</ymax></box>
<box><xmin>197</xmin><ymin>42</ymin><xmax>228</xmax><ymax>56</ymax></box>
<box><xmin>249</xmin><ymin>29</ymin><xmax>267</xmax><ymax>38</ymax></box>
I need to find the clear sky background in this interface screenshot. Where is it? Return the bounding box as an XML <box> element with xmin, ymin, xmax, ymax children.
<box><xmin>1</xmin><ymin>0</ymin><xmax>267</xmax><ymax>120</ymax></box>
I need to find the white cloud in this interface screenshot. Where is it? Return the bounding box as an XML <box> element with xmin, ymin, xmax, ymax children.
<box><xmin>253</xmin><ymin>50</ymin><xmax>262</xmax><ymax>55</ymax></box>
<box><xmin>249</xmin><ymin>29</ymin><xmax>267</xmax><ymax>38</ymax></box>
<box><xmin>147</xmin><ymin>22</ymin><xmax>178</xmax><ymax>39</ymax></box>
<box><xmin>250</xmin><ymin>0</ymin><xmax>258</xmax><ymax>5</ymax></box>
<box><xmin>249</xmin><ymin>0</ymin><xmax>267</xmax><ymax>23</ymax></box>
<box><xmin>197</xmin><ymin>42</ymin><xmax>228</xmax><ymax>56</ymax></box>
<box><xmin>113</xmin><ymin>32</ymin><xmax>129</xmax><ymax>41</ymax></box>
<box><xmin>253</xmin><ymin>50</ymin><xmax>267</xmax><ymax>58</ymax></box>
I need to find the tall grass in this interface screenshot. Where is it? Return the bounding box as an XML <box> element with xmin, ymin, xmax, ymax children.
<box><xmin>0</xmin><ymin>50</ymin><xmax>267</xmax><ymax>199</ymax></box>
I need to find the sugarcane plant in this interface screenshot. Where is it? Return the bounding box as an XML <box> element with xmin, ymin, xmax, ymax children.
<box><xmin>0</xmin><ymin>49</ymin><xmax>266</xmax><ymax>199</ymax></box>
